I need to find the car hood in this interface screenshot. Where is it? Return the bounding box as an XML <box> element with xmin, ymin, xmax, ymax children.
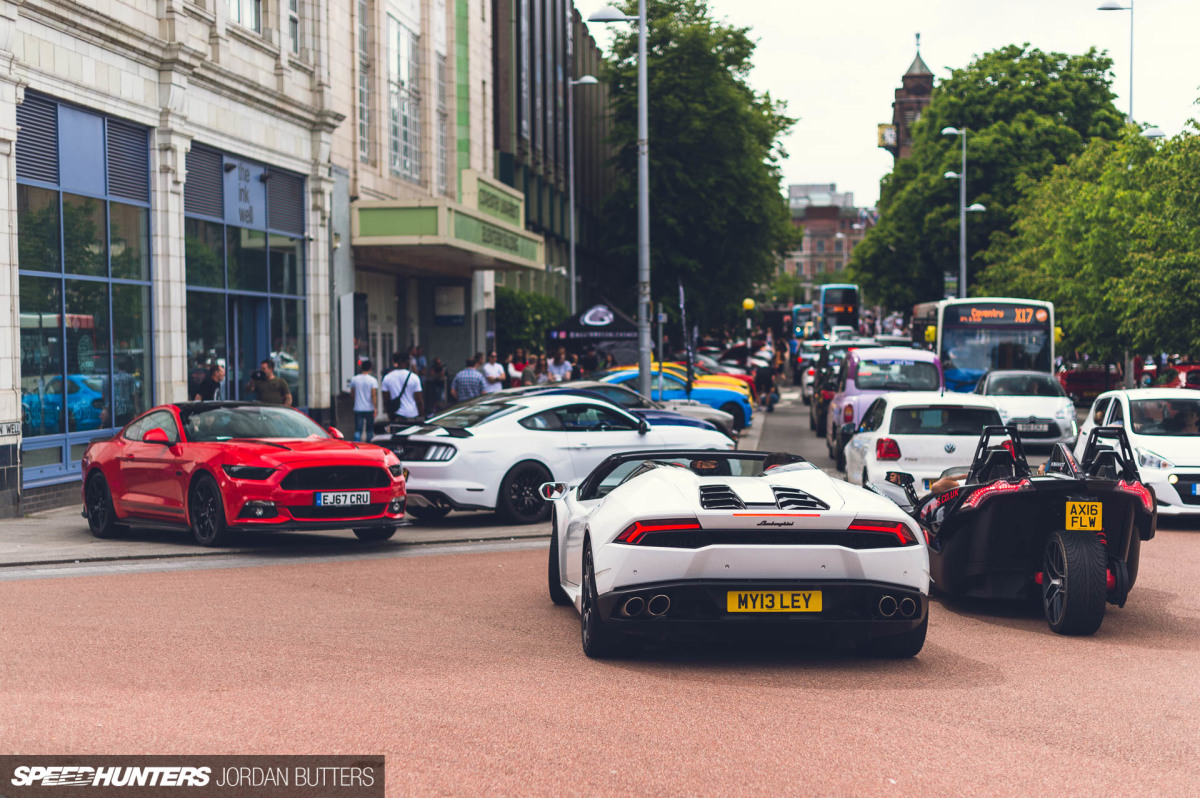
<box><xmin>210</xmin><ymin>438</ymin><xmax>389</xmax><ymax>464</ymax></box>
<box><xmin>1128</xmin><ymin>435</ymin><xmax>1200</xmax><ymax>465</ymax></box>
<box><xmin>991</xmin><ymin>396</ymin><xmax>1071</xmax><ymax>418</ymax></box>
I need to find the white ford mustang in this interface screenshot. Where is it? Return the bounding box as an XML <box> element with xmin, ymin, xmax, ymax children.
<box><xmin>542</xmin><ymin>450</ymin><xmax>930</xmax><ymax>658</ymax></box>
<box><xmin>378</xmin><ymin>395</ymin><xmax>735</xmax><ymax>524</ymax></box>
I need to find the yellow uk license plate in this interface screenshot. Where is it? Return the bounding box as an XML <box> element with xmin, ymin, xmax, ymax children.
<box><xmin>726</xmin><ymin>590</ymin><xmax>822</xmax><ymax>613</ymax></box>
<box><xmin>1066</xmin><ymin>501</ymin><xmax>1103</xmax><ymax>531</ymax></box>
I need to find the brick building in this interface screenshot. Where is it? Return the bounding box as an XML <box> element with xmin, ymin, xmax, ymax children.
<box><xmin>781</xmin><ymin>184</ymin><xmax>873</xmax><ymax>292</ymax></box>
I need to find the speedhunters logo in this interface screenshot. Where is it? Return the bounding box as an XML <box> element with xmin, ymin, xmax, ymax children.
<box><xmin>1</xmin><ymin>756</ymin><xmax>383</xmax><ymax>797</ymax></box>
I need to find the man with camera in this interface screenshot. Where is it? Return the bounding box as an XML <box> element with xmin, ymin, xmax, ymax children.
<box><xmin>382</xmin><ymin>352</ymin><xmax>424</xmax><ymax>425</ymax></box>
<box><xmin>247</xmin><ymin>359</ymin><xmax>292</xmax><ymax>406</ymax></box>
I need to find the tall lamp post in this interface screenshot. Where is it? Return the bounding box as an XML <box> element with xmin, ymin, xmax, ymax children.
<box><xmin>941</xmin><ymin>126</ymin><xmax>985</xmax><ymax>298</ymax></box>
<box><xmin>567</xmin><ymin>74</ymin><xmax>598</xmax><ymax>315</ymax></box>
<box><xmin>589</xmin><ymin>2</ymin><xmax>652</xmax><ymax>397</ymax></box>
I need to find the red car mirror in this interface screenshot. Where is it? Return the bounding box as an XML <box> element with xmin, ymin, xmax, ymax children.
<box><xmin>143</xmin><ymin>428</ymin><xmax>170</xmax><ymax>445</ymax></box>
<box><xmin>328</xmin><ymin>426</ymin><xmax>345</xmax><ymax>440</ymax></box>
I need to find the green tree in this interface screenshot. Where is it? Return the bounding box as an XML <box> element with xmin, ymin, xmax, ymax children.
<box><xmin>600</xmin><ymin>0</ymin><xmax>799</xmax><ymax>330</ymax></box>
<box><xmin>495</xmin><ymin>286</ymin><xmax>569</xmax><ymax>355</ymax></box>
<box><xmin>848</xmin><ymin>44</ymin><xmax>1124</xmax><ymax>310</ymax></box>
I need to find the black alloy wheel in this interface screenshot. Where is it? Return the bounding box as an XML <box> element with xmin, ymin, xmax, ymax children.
<box><xmin>547</xmin><ymin>507</ymin><xmax>572</xmax><ymax>606</ymax></box>
<box><xmin>408</xmin><ymin>505</ymin><xmax>452</xmax><ymax>523</ymax></box>
<box><xmin>353</xmin><ymin>527</ymin><xmax>397</xmax><ymax>542</ymax></box>
<box><xmin>720</xmin><ymin>402</ymin><xmax>745</xmax><ymax>432</ymax></box>
<box><xmin>498</xmin><ymin>462</ymin><xmax>552</xmax><ymax>524</ymax></box>
<box><xmin>580</xmin><ymin>540</ymin><xmax>628</xmax><ymax>658</ymax></box>
<box><xmin>84</xmin><ymin>473</ymin><xmax>120</xmax><ymax>539</ymax></box>
<box><xmin>1042</xmin><ymin>529</ymin><xmax>1107</xmax><ymax>635</ymax></box>
<box><xmin>189</xmin><ymin>475</ymin><xmax>232</xmax><ymax>547</ymax></box>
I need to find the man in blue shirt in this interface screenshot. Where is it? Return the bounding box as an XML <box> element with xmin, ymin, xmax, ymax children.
<box><xmin>449</xmin><ymin>355</ymin><xmax>486</xmax><ymax>403</ymax></box>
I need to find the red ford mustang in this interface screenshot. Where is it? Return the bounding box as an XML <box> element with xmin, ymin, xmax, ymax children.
<box><xmin>81</xmin><ymin>402</ymin><xmax>406</xmax><ymax>546</ymax></box>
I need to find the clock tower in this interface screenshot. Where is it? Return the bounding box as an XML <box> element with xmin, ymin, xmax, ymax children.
<box><xmin>881</xmin><ymin>34</ymin><xmax>934</xmax><ymax>161</ymax></box>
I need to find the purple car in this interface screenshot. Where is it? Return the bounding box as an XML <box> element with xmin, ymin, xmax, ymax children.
<box><xmin>825</xmin><ymin>347</ymin><xmax>944</xmax><ymax>470</ymax></box>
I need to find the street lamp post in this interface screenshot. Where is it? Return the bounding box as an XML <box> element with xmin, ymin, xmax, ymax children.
<box><xmin>941</xmin><ymin>126</ymin><xmax>986</xmax><ymax>298</ymax></box>
<box><xmin>835</xmin><ymin>231</ymin><xmax>848</xmax><ymax>271</ymax></box>
<box><xmin>1098</xmin><ymin>0</ymin><xmax>1134</xmax><ymax>123</ymax></box>
<box><xmin>589</xmin><ymin>2</ymin><xmax>651</xmax><ymax>397</ymax></box>
<box><xmin>567</xmin><ymin>74</ymin><xmax>598</xmax><ymax>316</ymax></box>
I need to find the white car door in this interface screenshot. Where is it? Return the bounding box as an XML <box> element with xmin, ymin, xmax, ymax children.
<box><xmin>846</xmin><ymin>398</ymin><xmax>887</xmax><ymax>484</ymax></box>
<box><xmin>1074</xmin><ymin>395</ymin><xmax>1112</xmax><ymax>459</ymax></box>
<box><xmin>556</xmin><ymin>403</ymin><xmax>656</xmax><ymax>477</ymax></box>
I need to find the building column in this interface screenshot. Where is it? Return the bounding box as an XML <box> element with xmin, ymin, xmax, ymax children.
<box><xmin>0</xmin><ymin>0</ymin><xmax>23</xmax><ymax>516</ymax></box>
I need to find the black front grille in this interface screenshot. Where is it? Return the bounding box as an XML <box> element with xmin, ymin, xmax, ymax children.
<box><xmin>281</xmin><ymin>466</ymin><xmax>390</xmax><ymax>490</ymax></box>
<box><xmin>771</xmin><ymin>487</ymin><xmax>829</xmax><ymax>511</ymax></box>
<box><xmin>699</xmin><ymin>485</ymin><xmax>745</xmax><ymax>510</ymax></box>
<box><xmin>289</xmin><ymin>503</ymin><xmax>386</xmax><ymax>519</ymax></box>
<box><xmin>1175</xmin><ymin>478</ymin><xmax>1200</xmax><ymax>505</ymax></box>
<box><xmin>636</xmin><ymin>529</ymin><xmax>906</xmax><ymax>549</ymax></box>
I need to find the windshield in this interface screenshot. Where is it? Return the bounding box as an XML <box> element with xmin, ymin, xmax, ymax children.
<box><xmin>988</xmin><ymin>374</ymin><xmax>1065</xmax><ymax>397</ymax></box>
<box><xmin>1129</xmin><ymin>398</ymin><xmax>1200</xmax><ymax>436</ymax></box>
<box><xmin>890</xmin><ymin>406</ymin><xmax>1003</xmax><ymax>436</ymax></box>
<box><xmin>591</xmin><ymin>454</ymin><xmax>769</xmax><ymax>499</ymax></box>
<box><xmin>425</xmin><ymin>402</ymin><xmax>519</xmax><ymax>429</ymax></box>
<box><xmin>941</xmin><ymin>327</ymin><xmax>1051</xmax><ymax>391</ymax></box>
<box><xmin>855</xmin><ymin>360</ymin><xmax>940</xmax><ymax>391</ymax></box>
<box><xmin>181</xmin><ymin>405</ymin><xmax>328</xmax><ymax>442</ymax></box>
<box><xmin>823</xmin><ymin>289</ymin><xmax>857</xmax><ymax>304</ymax></box>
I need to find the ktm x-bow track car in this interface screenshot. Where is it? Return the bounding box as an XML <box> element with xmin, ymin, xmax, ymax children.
<box><xmin>541</xmin><ymin>450</ymin><xmax>930</xmax><ymax>659</ymax></box>
<box><xmin>82</xmin><ymin>402</ymin><xmax>407</xmax><ymax>546</ymax></box>
<box><xmin>872</xmin><ymin>426</ymin><xmax>1156</xmax><ymax>635</ymax></box>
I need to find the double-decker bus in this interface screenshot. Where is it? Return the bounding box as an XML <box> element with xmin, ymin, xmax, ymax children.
<box><xmin>912</xmin><ymin>298</ymin><xmax>1058</xmax><ymax>392</ymax></box>
<box><xmin>816</xmin><ymin>284</ymin><xmax>859</xmax><ymax>336</ymax></box>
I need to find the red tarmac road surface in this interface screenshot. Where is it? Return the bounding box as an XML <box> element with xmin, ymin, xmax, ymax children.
<box><xmin>2</xmin><ymin>527</ymin><xmax>1199</xmax><ymax>796</ymax></box>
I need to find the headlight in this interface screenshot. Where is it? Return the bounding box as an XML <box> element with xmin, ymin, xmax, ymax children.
<box><xmin>388</xmin><ymin>464</ymin><xmax>405</xmax><ymax>477</ymax></box>
<box><xmin>1055</xmin><ymin>403</ymin><xmax>1072</xmax><ymax>419</ymax></box>
<box><xmin>222</xmin><ymin>465</ymin><xmax>276</xmax><ymax>480</ymax></box>
<box><xmin>1136</xmin><ymin>448</ymin><xmax>1174</xmax><ymax>469</ymax></box>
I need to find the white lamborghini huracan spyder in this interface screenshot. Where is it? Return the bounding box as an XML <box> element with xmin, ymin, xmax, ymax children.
<box><xmin>542</xmin><ymin>450</ymin><xmax>930</xmax><ymax>658</ymax></box>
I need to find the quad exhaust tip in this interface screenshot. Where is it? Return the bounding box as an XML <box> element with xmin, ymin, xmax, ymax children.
<box><xmin>878</xmin><ymin>595</ymin><xmax>898</xmax><ymax>618</ymax></box>
<box><xmin>647</xmin><ymin>594</ymin><xmax>671</xmax><ymax>617</ymax></box>
<box><xmin>899</xmin><ymin>597</ymin><xmax>917</xmax><ymax>618</ymax></box>
<box><xmin>621</xmin><ymin>597</ymin><xmax>645</xmax><ymax>617</ymax></box>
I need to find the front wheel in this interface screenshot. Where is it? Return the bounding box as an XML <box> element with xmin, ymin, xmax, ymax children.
<box><xmin>84</xmin><ymin>472</ymin><xmax>120</xmax><ymax>539</ymax></box>
<box><xmin>498</xmin><ymin>461</ymin><xmax>552</xmax><ymax>524</ymax></box>
<box><xmin>353</xmin><ymin>527</ymin><xmax>397</xmax><ymax>541</ymax></box>
<box><xmin>861</xmin><ymin>613</ymin><xmax>927</xmax><ymax>658</ymax></box>
<box><xmin>189</xmin><ymin>474</ymin><xmax>233</xmax><ymax>547</ymax></box>
<box><xmin>1042</xmin><ymin>529</ymin><xmax>1107</xmax><ymax>635</ymax></box>
<box><xmin>720</xmin><ymin>402</ymin><xmax>745</xmax><ymax>432</ymax></box>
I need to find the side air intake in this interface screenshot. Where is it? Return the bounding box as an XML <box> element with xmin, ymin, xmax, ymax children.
<box><xmin>699</xmin><ymin>485</ymin><xmax>745</xmax><ymax>510</ymax></box>
<box><xmin>771</xmin><ymin>487</ymin><xmax>830</xmax><ymax>511</ymax></box>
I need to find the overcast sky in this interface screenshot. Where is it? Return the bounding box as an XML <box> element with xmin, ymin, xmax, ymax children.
<box><xmin>577</xmin><ymin>0</ymin><xmax>1200</xmax><ymax>207</ymax></box>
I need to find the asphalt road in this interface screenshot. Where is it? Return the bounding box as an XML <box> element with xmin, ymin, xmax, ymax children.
<box><xmin>2</xmin><ymin>391</ymin><xmax>1198</xmax><ymax>795</ymax></box>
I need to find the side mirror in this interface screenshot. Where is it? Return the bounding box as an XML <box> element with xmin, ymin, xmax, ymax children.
<box><xmin>638</xmin><ymin>418</ymin><xmax>649</xmax><ymax>435</ymax></box>
<box><xmin>143</xmin><ymin>427</ymin><xmax>170</xmax><ymax>445</ymax></box>
<box><xmin>540</xmin><ymin>482</ymin><xmax>568</xmax><ymax>501</ymax></box>
<box><xmin>885</xmin><ymin>471</ymin><xmax>915</xmax><ymax>488</ymax></box>
<box><xmin>328</xmin><ymin>426</ymin><xmax>345</xmax><ymax>440</ymax></box>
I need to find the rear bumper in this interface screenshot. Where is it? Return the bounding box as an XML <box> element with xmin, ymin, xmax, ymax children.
<box><xmin>597</xmin><ymin>578</ymin><xmax>927</xmax><ymax>642</ymax></box>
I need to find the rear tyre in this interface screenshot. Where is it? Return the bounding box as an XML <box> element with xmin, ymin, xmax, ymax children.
<box><xmin>498</xmin><ymin>461</ymin><xmax>552</xmax><ymax>524</ymax></box>
<box><xmin>835</xmin><ymin>443</ymin><xmax>847</xmax><ymax>473</ymax></box>
<box><xmin>720</xmin><ymin>402</ymin><xmax>745</xmax><ymax>432</ymax></box>
<box><xmin>408</xmin><ymin>505</ymin><xmax>451</xmax><ymax>523</ymax></box>
<box><xmin>353</xmin><ymin>527</ymin><xmax>396</xmax><ymax>541</ymax></box>
<box><xmin>547</xmin><ymin>511</ymin><xmax>572</xmax><ymax>606</ymax></box>
<box><xmin>862</xmin><ymin>613</ymin><xmax>927</xmax><ymax>658</ymax></box>
<box><xmin>189</xmin><ymin>474</ymin><xmax>233</xmax><ymax>547</ymax></box>
<box><xmin>581</xmin><ymin>539</ymin><xmax>629</xmax><ymax>658</ymax></box>
<box><xmin>1042</xmin><ymin>529</ymin><xmax>1107</xmax><ymax>635</ymax></box>
<box><xmin>84</xmin><ymin>472</ymin><xmax>120</xmax><ymax>539</ymax></box>
<box><xmin>808</xmin><ymin>408</ymin><xmax>816</xmax><ymax>431</ymax></box>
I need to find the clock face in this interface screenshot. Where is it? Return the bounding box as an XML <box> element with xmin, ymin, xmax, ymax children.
<box><xmin>883</xmin><ymin>127</ymin><xmax>897</xmax><ymax>145</ymax></box>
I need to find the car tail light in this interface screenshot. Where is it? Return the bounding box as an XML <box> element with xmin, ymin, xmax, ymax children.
<box><xmin>807</xmin><ymin>368</ymin><xmax>815</xmax><ymax>376</ymax></box>
<box><xmin>876</xmin><ymin>438</ymin><xmax>901</xmax><ymax>461</ymax></box>
<box><xmin>963</xmin><ymin>478</ymin><xmax>1032</xmax><ymax>509</ymax></box>
<box><xmin>848</xmin><ymin>519</ymin><xmax>917</xmax><ymax>546</ymax></box>
<box><xmin>843</xmin><ymin>404</ymin><xmax>854</xmax><ymax>424</ymax></box>
<box><xmin>1116</xmin><ymin>479</ymin><xmax>1153</xmax><ymax>512</ymax></box>
<box><xmin>616</xmin><ymin>518</ymin><xmax>701</xmax><ymax>545</ymax></box>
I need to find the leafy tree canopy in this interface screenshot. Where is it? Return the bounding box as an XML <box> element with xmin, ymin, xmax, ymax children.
<box><xmin>600</xmin><ymin>0</ymin><xmax>800</xmax><ymax>330</ymax></box>
<box><xmin>847</xmin><ymin>44</ymin><xmax>1124</xmax><ymax>310</ymax></box>
<box><xmin>495</xmin><ymin>286</ymin><xmax>569</xmax><ymax>356</ymax></box>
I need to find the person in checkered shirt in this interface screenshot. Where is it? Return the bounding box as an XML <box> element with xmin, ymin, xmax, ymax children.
<box><xmin>450</xmin><ymin>355</ymin><xmax>487</xmax><ymax>403</ymax></box>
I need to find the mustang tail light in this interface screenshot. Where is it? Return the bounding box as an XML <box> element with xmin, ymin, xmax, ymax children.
<box><xmin>876</xmin><ymin>438</ymin><xmax>902</xmax><ymax>461</ymax></box>
<box><xmin>843</xmin><ymin>404</ymin><xmax>855</xmax><ymax>424</ymax></box>
<box><xmin>848</xmin><ymin>519</ymin><xmax>917</xmax><ymax>546</ymax></box>
<box><xmin>616</xmin><ymin>518</ymin><xmax>701</xmax><ymax>545</ymax></box>
<box><xmin>1116</xmin><ymin>479</ymin><xmax>1154</xmax><ymax>512</ymax></box>
<box><xmin>963</xmin><ymin>478</ymin><xmax>1032</xmax><ymax>509</ymax></box>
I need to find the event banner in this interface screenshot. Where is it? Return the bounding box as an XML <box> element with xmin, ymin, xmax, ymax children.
<box><xmin>0</xmin><ymin>756</ymin><xmax>383</xmax><ymax>798</ymax></box>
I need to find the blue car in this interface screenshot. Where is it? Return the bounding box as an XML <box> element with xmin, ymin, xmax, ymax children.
<box><xmin>21</xmin><ymin>374</ymin><xmax>107</xmax><ymax>435</ymax></box>
<box><xmin>600</xmin><ymin>370</ymin><xmax>753</xmax><ymax>430</ymax></box>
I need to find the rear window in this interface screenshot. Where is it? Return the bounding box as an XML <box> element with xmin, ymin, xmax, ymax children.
<box><xmin>855</xmin><ymin>360</ymin><xmax>940</xmax><ymax>391</ymax></box>
<box><xmin>890</xmin><ymin>406</ymin><xmax>1002</xmax><ymax>436</ymax></box>
<box><xmin>426</xmin><ymin>402</ymin><xmax>518</xmax><ymax>429</ymax></box>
